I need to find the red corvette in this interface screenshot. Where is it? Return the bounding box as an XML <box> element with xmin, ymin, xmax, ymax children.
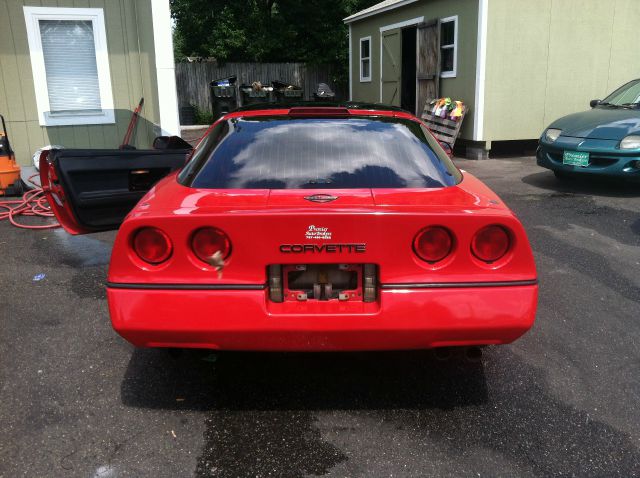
<box><xmin>41</xmin><ymin>103</ymin><xmax>537</xmax><ymax>351</ymax></box>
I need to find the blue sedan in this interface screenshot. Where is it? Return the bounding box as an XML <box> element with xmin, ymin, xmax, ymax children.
<box><xmin>537</xmin><ymin>79</ymin><xmax>640</xmax><ymax>181</ymax></box>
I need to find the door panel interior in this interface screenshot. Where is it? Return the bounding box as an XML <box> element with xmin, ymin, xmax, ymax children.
<box><xmin>49</xmin><ymin>149</ymin><xmax>189</xmax><ymax>232</ymax></box>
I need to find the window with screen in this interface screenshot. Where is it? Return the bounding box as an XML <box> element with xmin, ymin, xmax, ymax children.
<box><xmin>440</xmin><ymin>16</ymin><xmax>458</xmax><ymax>78</ymax></box>
<box><xmin>39</xmin><ymin>20</ymin><xmax>101</xmax><ymax>113</ymax></box>
<box><xmin>360</xmin><ymin>37</ymin><xmax>371</xmax><ymax>82</ymax></box>
<box><xmin>24</xmin><ymin>7</ymin><xmax>115</xmax><ymax>126</ymax></box>
<box><xmin>179</xmin><ymin>116</ymin><xmax>461</xmax><ymax>190</ymax></box>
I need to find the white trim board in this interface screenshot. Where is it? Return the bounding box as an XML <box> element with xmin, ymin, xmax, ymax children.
<box><xmin>151</xmin><ymin>0</ymin><xmax>180</xmax><ymax>135</ymax></box>
<box><xmin>379</xmin><ymin>16</ymin><xmax>424</xmax><ymax>33</ymax></box>
<box><xmin>473</xmin><ymin>0</ymin><xmax>488</xmax><ymax>141</ymax></box>
<box><xmin>23</xmin><ymin>6</ymin><xmax>115</xmax><ymax>126</ymax></box>
<box><xmin>344</xmin><ymin>0</ymin><xmax>419</xmax><ymax>24</ymax></box>
<box><xmin>440</xmin><ymin>15</ymin><xmax>458</xmax><ymax>78</ymax></box>
<box><xmin>359</xmin><ymin>36</ymin><xmax>372</xmax><ymax>82</ymax></box>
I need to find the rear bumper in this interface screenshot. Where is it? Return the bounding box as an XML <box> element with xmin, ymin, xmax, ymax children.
<box><xmin>107</xmin><ymin>283</ymin><xmax>538</xmax><ymax>351</ymax></box>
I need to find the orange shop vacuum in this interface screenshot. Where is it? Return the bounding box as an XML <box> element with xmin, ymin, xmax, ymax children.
<box><xmin>0</xmin><ymin>114</ymin><xmax>22</xmax><ymax>196</ymax></box>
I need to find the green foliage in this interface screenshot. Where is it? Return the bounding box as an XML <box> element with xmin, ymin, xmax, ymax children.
<box><xmin>170</xmin><ymin>0</ymin><xmax>379</xmax><ymax>84</ymax></box>
<box><xmin>192</xmin><ymin>104</ymin><xmax>215</xmax><ymax>125</ymax></box>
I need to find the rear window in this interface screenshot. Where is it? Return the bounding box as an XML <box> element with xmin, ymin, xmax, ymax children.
<box><xmin>179</xmin><ymin>116</ymin><xmax>461</xmax><ymax>189</ymax></box>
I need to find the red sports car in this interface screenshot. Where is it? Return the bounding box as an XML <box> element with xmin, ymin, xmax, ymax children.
<box><xmin>41</xmin><ymin>103</ymin><xmax>537</xmax><ymax>352</ymax></box>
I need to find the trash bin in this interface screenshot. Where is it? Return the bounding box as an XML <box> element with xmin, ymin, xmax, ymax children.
<box><xmin>313</xmin><ymin>83</ymin><xmax>336</xmax><ymax>102</ymax></box>
<box><xmin>272</xmin><ymin>80</ymin><xmax>304</xmax><ymax>104</ymax></box>
<box><xmin>210</xmin><ymin>76</ymin><xmax>238</xmax><ymax>119</ymax></box>
<box><xmin>239</xmin><ymin>82</ymin><xmax>273</xmax><ymax>106</ymax></box>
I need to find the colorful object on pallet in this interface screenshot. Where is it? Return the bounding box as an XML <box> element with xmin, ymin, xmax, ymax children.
<box><xmin>450</xmin><ymin>101</ymin><xmax>464</xmax><ymax>120</ymax></box>
<box><xmin>422</xmin><ymin>99</ymin><xmax>467</xmax><ymax>149</ymax></box>
<box><xmin>429</xmin><ymin>98</ymin><xmax>465</xmax><ymax>122</ymax></box>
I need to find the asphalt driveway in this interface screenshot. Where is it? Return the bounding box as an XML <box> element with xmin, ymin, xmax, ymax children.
<box><xmin>1</xmin><ymin>157</ymin><xmax>639</xmax><ymax>477</ymax></box>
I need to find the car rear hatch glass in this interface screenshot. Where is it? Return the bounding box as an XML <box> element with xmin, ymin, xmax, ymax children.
<box><xmin>178</xmin><ymin>116</ymin><xmax>460</xmax><ymax>189</ymax></box>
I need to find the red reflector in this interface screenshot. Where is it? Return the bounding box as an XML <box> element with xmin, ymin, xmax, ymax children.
<box><xmin>191</xmin><ymin>227</ymin><xmax>231</xmax><ymax>264</ymax></box>
<box><xmin>471</xmin><ymin>225</ymin><xmax>511</xmax><ymax>262</ymax></box>
<box><xmin>413</xmin><ymin>226</ymin><xmax>453</xmax><ymax>263</ymax></box>
<box><xmin>288</xmin><ymin>107</ymin><xmax>350</xmax><ymax>117</ymax></box>
<box><xmin>133</xmin><ymin>227</ymin><xmax>172</xmax><ymax>264</ymax></box>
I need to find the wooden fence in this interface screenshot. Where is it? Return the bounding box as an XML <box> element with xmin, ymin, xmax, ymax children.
<box><xmin>175</xmin><ymin>62</ymin><xmax>345</xmax><ymax>112</ymax></box>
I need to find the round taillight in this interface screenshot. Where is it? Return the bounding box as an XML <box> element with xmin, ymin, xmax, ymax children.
<box><xmin>191</xmin><ymin>227</ymin><xmax>231</xmax><ymax>264</ymax></box>
<box><xmin>133</xmin><ymin>227</ymin><xmax>172</xmax><ymax>264</ymax></box>
<box><xmin>413</xmin><ymin>226</ymin><xmax>453</xmax><ymax>263</ymax></box>
<box><xmin>471</xmin><ymin>225</ymin><xmax>511</xmax><ymax>262</ymax></box>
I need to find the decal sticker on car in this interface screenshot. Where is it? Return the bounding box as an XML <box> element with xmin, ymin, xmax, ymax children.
<box><xmin>305</xmin><ymin>225</ymin><xmax>332</xmax><ymax>240</ymax></box>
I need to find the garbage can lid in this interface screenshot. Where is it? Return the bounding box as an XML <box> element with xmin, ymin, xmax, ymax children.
<box><xmin>315</xmin><ymin>83</ymin><xmax>335</xmax><ymax>96</ymax></box>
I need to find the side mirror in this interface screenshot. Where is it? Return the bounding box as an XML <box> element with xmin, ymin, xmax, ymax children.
<box><xmin>152</xmin><ymin>135</ymin><xmax>193</xmax><ymax>150</ymax></box>
<box><xmin>590</xmin><ymin>99</ymin><xmax>601</xmax><ymax>108</ymax></box>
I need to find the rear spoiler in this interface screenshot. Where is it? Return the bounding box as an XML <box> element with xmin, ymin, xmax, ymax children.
<box><xmin>288</xmin><ymin>107</ymin><xmax>350</xmax><ymax>117</ymax></box>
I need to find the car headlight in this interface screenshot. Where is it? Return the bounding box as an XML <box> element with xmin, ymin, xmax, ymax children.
<box><xmin>620</xmin><ymin>135</ymin><xmax>640</xmax><ymax>149</ymax></box>
<box><xmin>544</xmin><ymin>128</ymin><xmax>562</xmax><ymax>142</ymax></box>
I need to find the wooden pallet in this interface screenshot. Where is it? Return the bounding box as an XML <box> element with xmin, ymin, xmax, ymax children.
<box><xmin>421</xmin><ymin>102</ymin><xmax>467</xmax><ymax>148</ymax></box>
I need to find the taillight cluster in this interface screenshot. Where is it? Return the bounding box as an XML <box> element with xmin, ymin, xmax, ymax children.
<box><xmin>413</xmin><ymin>225</ymin><xmax>511</xmax><ymax>265</ymax></box>
<box><xmin>191</xmin><ymin>227</ymin><xmax>231</xmax><ymax>263</ymax></box>
<box><xmin>132</xmin><ymin>226</ymin><xmax>231</xmax><ymax>266</ymax></box>
<box><xmin>470</xmin><ymin>225</ymin><xmax>510</xmax><ymax>263</ymax></box>
<box><xmin>133</xmin><ymin>227</ymin><xmax>173</xmax><ymax>264</ymax></box>
<box><xmin>413</xmin><ymin>226</ymin><xmax>453</xmax><ymax>263</ymax></box>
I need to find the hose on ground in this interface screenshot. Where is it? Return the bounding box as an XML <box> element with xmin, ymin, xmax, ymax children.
<box><xmin>0</xmin><ymin>174</ymin><xmax>59</xmax><ymax>230</ymax></box>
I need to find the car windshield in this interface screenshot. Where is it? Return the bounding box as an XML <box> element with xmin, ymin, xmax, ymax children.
<box><xmin>601</xmin><ymin>79</ymin><xmax>640</xmax><ymax>107</ymax></box>
<box><xmin>179</xmin><ymin>116</ymin><xmax>461</xmax><ymax>189</ymax></box>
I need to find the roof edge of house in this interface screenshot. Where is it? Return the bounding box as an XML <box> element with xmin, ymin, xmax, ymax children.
<box><xmin>343</xmin><ymin>0</ymin><xmax>420</xmax><ymax>24</ymax></box>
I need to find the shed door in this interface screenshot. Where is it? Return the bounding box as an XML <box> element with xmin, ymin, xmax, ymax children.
<box><xmin>381</xmin><ymin>30</ymin><xmax>401</xmax><ymax>106</ymax></box>
<box><xmin>416</xmin><ymin>20</ymin><xmax>440</xmax><ymax>114</ymax></box>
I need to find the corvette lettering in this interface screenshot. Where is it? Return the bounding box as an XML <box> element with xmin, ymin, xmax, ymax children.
<box><xmin>280</xmin><ymin>243</ymin><xmax>366</xmax><ymax>253</ymax></box>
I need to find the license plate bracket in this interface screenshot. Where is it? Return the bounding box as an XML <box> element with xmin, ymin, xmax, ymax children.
<box><xmin>282</xmin><ymin>264</ymin><xmax>363</xmax><ymax>302</ymax></box>
<box><xmin>563</xmin><ymin>150</ymin><xmax>589</xmax><ymax>167</ymax></box>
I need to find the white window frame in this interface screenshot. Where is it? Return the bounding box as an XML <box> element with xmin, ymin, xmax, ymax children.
<box><xmin>23</xmin><ymin>6</ymin><xmax>115</xmax><ymax>126</ymax></box>
<box><xmin>359</xmin><ymin>36</ymin><xmax>372</xmax><ymax>82</ymax></box>
<box><xmin>440</xmin><ymin>15</ymin><xmax>458</xmax><ymax>78</ymax></box>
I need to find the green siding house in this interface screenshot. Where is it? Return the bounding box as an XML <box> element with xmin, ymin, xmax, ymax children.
<box><xmin>345</xmin><ymin>0</ymin><xmax>640</xmax><ymax>157</ymax></box>
<box><xmin>0</xmin><ymin>0</ymin><xmax>179</xmax><ymax>166</ymax></box>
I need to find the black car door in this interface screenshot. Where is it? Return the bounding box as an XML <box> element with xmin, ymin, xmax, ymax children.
<box><xmin>41</xmin><ymin>148</ymin><xmax>190</xmax><ymax>234</ymax></box>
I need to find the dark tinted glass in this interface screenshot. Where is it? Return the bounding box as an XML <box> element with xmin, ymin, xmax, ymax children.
<box><xmin>441</xmin><ymin>48</ymin><xmax>454</xmax><ymax>73</ymax></box>
<box><xmin>179</xmin><ymin>116</ymin><xmax>460</xmax><ymax>189</ymax></box>
<box><xmin>441</xmin><ymin>21</ymin><xmax>455</xmax><ymax>46</ymax></box>
<box><xmin>361</xmin><ymin>39</ymin><xmax>370</xmax><ymax>58</ymax></box>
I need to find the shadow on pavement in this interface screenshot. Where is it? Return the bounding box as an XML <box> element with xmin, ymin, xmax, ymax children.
<box><xmin>120</xmin><ymin>347</ymin><xmax>640</xmax><ymax>477</ymax></box>
<box><xmin>522</xmin><ymin>171</ymin><xmax>640</xmax><ymax>198</ymax></box>
<box><xmin>120</xmin><ymin>348</ymin><xmax>488</xmax><ymax>411</ymax></box>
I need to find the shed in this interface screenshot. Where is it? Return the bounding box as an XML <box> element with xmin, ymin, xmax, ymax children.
<box><xmin>345</xmin><ymin>0</ymin><xmax>640</xmax><ymax>157</ymax></box>
<box><xmin>0</xmin><ymin>0</ymin><xmax>179</xmax><ymax>166</ymax></box>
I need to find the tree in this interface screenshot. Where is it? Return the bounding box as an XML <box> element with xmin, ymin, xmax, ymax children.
<box><xmin>170</xmin><ymin>0</ymin><xmax>379</xmax><ymax>84</ymax></box>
